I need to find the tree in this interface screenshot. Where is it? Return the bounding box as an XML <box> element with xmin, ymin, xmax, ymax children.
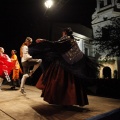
<box><xmin>93</xmin><ymin>17</ymin><xmax>120</xmax><ymax>56</ymax></box>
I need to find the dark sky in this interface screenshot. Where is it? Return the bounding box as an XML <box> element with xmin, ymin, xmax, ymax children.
<box><xmin>0</xmin><ymin>0</ymin><xmax>96</xmax><ymax>54</ymax></box>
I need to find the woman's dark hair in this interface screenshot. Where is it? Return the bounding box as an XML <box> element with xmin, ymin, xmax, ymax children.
<box><xmin>63</xmin><ymin>27</ymin><xmax>74</xmax><ymax>39</ymax></box>
<box><xmin>13</xmin><ymin>50</ymin><xmax>17</xmax><ymax>54</ymax></box>
<box><xmin>63</xmin><ymin>27</ymin><xmax>73</xmax><ymax>36</ymax></box>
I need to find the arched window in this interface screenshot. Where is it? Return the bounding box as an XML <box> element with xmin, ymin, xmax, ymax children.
<box><xmin>103</xmin><ymin>67</ymin><xmax>111</xmax><ymax>79</ymax></box>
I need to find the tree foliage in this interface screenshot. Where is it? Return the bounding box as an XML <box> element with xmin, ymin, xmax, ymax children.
<box><xmin>93</xmin><ymin>17</ymin><xmax>120</xmax><ymax>56</ymax></box>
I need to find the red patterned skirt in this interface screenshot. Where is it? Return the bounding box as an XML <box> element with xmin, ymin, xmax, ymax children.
<box><xmin>0</xmin><ymin>56</ymin><xmax>14</xmax><ymax>78</ymax></box>
<box><xmin>36</xmin><ymin>60</ymin><xmax>88</xmax><ymax>106</ymax></box>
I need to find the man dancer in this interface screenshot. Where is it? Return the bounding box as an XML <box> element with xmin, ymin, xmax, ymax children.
<box><xmin>20</xmin><ymin>37</ymin><xmax>42</xmax><ymax>94</ymax></box>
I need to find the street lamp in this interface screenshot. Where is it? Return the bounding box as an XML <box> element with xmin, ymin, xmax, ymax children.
<box><xmin>44</xmin><ymin>0</ymin><xmax>53</xmax><ymax>9</ymax></box>
<box><xmin>44</xmin><ymin>0</ymin><xmax>54</xmax><ymax>41</ymax></box>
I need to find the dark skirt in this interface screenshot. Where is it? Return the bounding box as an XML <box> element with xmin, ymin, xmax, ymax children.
<box><xmin>36</xmin><ymin>60</ymin><xmax>89</xmax><ymax>106</ymax></box>
<box><xmin>29</xmin><ymin>40</ymin><xmax>99</xmax><ymax>106</ymax></box>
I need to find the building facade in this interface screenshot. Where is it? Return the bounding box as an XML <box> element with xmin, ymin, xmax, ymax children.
<box><xmin>92</xmin><ymin>0</ymin><xmax>120</xmax><ymax>79</ymax></box>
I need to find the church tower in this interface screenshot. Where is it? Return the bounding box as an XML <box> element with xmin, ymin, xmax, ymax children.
<box><xmin>92</xmin><ymin>0</ymin><xmax>120</xmax><ymax>38</ymax></box>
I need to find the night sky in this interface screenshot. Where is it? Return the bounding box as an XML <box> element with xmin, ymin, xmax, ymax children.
<box><xmin>0</xmin><ymin>0</ymin><xmax>96</xmax><ymax>55</ymax></box>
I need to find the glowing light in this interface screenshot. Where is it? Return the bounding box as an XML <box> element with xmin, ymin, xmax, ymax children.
<box><xmin>44</xmin><ymin>0</ymin><xmax>53</xmax><ymax>8</ymax></box>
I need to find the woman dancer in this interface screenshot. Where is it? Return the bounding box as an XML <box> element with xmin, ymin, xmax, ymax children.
<box><xmin>29</xmin><ymin>27</ymin><xmax>99</xmax><ymax>106</ymax></box>
<box><xmin>10</xmin><ymin>50</ymin><xmax>22</xmax><ymax>89</ymax></box>
<box><xmin>0</xmin><ymin>47</ymin><xmax>14</xmax><ymax>90</ymax></box>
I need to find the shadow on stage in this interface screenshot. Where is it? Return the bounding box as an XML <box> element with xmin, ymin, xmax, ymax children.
<box><xmin>32</xmin><ymin>104</ymin><xmax>90</xmax><ymax>119</ymax></box>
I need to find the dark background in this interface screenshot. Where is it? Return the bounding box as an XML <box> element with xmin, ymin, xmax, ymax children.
<box><xmin>0</xmin><ymin>0</ymin><xmax>96</xmax><ymax>55</ymax></box>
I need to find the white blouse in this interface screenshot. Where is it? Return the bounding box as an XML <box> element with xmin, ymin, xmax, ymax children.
<box><xmin>21</xmin><ymin>45</ymin><xmax>32</xmax><ymax>62</ymax></box>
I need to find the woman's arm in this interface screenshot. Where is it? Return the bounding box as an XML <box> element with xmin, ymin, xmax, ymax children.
<box><xmin>36</xmin><ymin>39</ymin><xmax>47</xmax><ymax>43</ymax></box>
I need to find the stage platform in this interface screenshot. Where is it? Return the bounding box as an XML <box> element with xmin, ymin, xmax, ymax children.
<box><xmin>0</xmin><ymin>85</ymin><xmax>120</xmax><ymax>120</ymax></box>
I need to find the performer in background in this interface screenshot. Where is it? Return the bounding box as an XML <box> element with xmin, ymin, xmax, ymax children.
<box><xmin>29</xmin><ymin>27</ymin><xmax>99</xmax><ymax>106</ymax></box>
<box><xmin>19</xmin><ymin>37</ymin><xmax>42</xmax><ymax>94</ymax></box>
<box><xmin>0</xmin><ymin>47</ymin><xmax>14</xmax><ymax>91</ymax></box>
<box><xmin>10</xmin><ymin>49</ymin><xmax>22</xmax><ymax>90</ymax></box>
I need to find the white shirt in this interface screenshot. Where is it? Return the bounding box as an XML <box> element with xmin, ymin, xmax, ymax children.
<box><xmin>21</xmin><ymin>45</ymin><xmax>32</xmax><ymax>62</ymax></box>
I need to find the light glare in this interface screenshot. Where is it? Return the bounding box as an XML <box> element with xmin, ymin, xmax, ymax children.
<box><xmin>45</xmin><ymin>0</ymin><xmax>53</xmax><ymax>8</ymax></box>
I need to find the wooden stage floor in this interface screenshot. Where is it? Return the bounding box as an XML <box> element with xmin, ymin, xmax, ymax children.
<box><xmin>0</xmin><ymin>85</ymin><xmax>120</xmax><ymax>120</ymax></box>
